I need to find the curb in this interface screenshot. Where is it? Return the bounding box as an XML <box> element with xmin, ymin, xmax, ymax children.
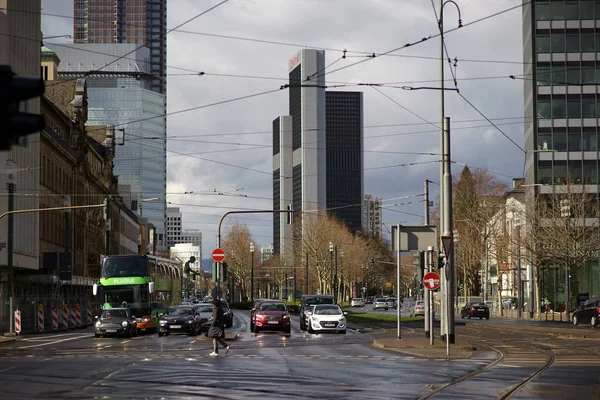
<box><xmin>467</xmin><ymin>323</ymin><xmax>600</xmax><ymax>340</ymax></box>
<box><xmin>372</xmin><ymin>340</ymin><xmax>475</xmax><ymax>359</ymax></box>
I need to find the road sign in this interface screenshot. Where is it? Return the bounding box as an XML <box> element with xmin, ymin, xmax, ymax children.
<box><xmin>212</xmin><ymin>248</ymin><xmax>225</xmax><ymax>262</ymax></box>
<box><xmin>423</xmin><ymin>272</ymin><xmax>441</xmax><ymax>291</ymax></box>
<box><xmin>441</xmin><ymin>236</ymin><xmax>453</xmax><ymax>258</ymax></box>
<box><xmin>211</xmin><ymin>287</ymin><xmax>223</xmax><ymax>299</ymax></box>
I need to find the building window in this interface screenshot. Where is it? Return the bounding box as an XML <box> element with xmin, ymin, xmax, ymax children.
<box><xmin>536</xmin><ymin>34</ymin><xmax>550</xmax><ymax>53</ymax></box>
<box><xmin>566</xmin><ymin>33</ymin><xmax>580</xmax><ymax>53</ymax></box>
<box><xmin>537</xmin><ymin>99</ymin><xmax>551</xmax><ymax>119</ymax></box>
<box><xmin>551</xmin><ymin>32</ymin><xmax>565</xmax><ymax>53</ymax></box>
<box><xmin>567</xmin><ymin>98</ymin><xmax>581</xmax><ymax>119</ymax></box>
<box><xmin>565</xmin><ymin>1</ymin><xmax>579</xmax><ymax>20</ymax></box>
<box><xmin>550</xmin><ymin>1</ymin><xmax>565</xmax><ymax>20</ymax></box>
<box><xmin>553</xmin><ymin>130</ymin><xmax>567</xmax><ymax>151</ymax></box>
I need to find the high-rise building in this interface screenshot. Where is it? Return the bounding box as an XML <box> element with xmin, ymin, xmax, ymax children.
<box><xmin>53</xmin><ymin>44</ymin><xmax>167</xmax><ymax>245</ymax></box>
<box><xmin>272</xmin><ymin>116</ymin><xmax>293</xmax><ymax>266</ymax></box>
<box><xmin>523</xmin><ymin>2</ymin><xmax>599</xmax><ymax>298</ymax></box>
<box><xmin>73</xmin><ymin>0</ymin><xmax>167</xmax><ymax>95</ymax></box>
<box><xmin>326</xmin><ymin>91</ymin><xmax>364</xmax><ymax>233</ymax></box>
<box><xmin>170</xmin><ymin>243</ymin><xmax>201</xmax><ymax>272</ymax></box>
<box><xmin>166</xmin><ymin>207</ymin><xmax>202</xmax><ymax>253</ymax></box>
<box><xmin>363</xmin><ymin>194</ymin><xmax>382</xmax><ymax>238</ymax></box>
<box><xmin>261</xmin><ymin>244</ymin><xmax>274</xmax><ymax>263</ymax></box>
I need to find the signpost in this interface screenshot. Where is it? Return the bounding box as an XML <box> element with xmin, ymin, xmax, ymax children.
<box><xmin>423</xmin><ymin>272</ymin><xmax>441</xmax><ymax>291</ymax></box>
<box><xmin>212</xmin><ymin>248</ymin><xmax>225</xmax><ymax>263</ymax></box>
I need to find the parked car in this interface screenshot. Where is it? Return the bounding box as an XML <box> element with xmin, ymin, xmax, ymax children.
<box><xmin>94</xmin><ymin>308</ymin><xmax>138</xmax><ymax>338</ymax></box>
<box><xmin>252</xmin><ymin>300</ymin><xmax>291</xmax><ymax>334</ymax></box>
<box><xmin>573</xmin><ymin>297</ymin><xmax>600</xmax><ymax>327</ymax></box>
<box><xmin>351</xmin><ymin>298</ymin><xmax>365</xmax><ymax>307</ymax></box>
<box><xmin>158</xmin><ymin>305</ymin><xmax>200</xmax><ymax>336</ymax></box>
<box><xmin>385</xmin><ymin>297</ymin><xmax>398</xmax><ymax>309</ymax></box>
<box><xmin>194</xmin><ymin>303</ymin><xmax>213</xmax><ymax>332</ymax></box>
<box><xmin>460</xmin><ymin>302</ymin><xmax>490</xmax><ymax>320</ymax></box>
<box><xmin>220</xmin><ymin>299</ymin><xmax>234</xmax><ymax>328</ymax></box>
<box><xmin>299</xmin><ymin>294</ymin><xmax>335</xmax><ymax>331</ymax></box>
<box><xmin>249</xmin><ymin>298</ymin><xmax>265</xmax><ymax>332</ymax></box>
<box><xmin>373</xmin><ymin>298</ymin><xmax>388</xmax><ymax>311</ymax></box>
<box><xmin>409</xmin><ymin>301</ymin><xmax>425</xmax><ymax>317</ymax></box>
<box><xmin>364</xmin><ymin>297</ymin><xmax>374</xmax><ymax>305</ymax></box>
<box><xmin>307</xmin><ymin>304</ymin><xmax>347</xmax><ymax>334</ymax></box>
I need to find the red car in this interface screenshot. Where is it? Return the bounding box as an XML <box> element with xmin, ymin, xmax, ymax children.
<box><xmin>253</xmin><ymin>300</ymin><xmax>291</xmax><ymax>335</ymax></box>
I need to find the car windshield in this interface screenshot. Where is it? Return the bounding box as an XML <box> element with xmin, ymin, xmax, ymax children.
<box><xmin>305</xmin><ymin>297</ymin><xmax>334</xmax><ymax>306</ymax></box>
<box><xmin>102</xmin><ymin>309</ymin><xmax>129</xmax><ymax>318</ymax></box>
<box><xmin>353</xmin><ymin>298</ymin><xmax>362</xmax><ymax>301</ymax></box>
<box><xmin>195</xmin><ymin>305</ymin><xmax>212</xmax><ymax>313</ymax></box>
<box><xmin>259</xmin><ymin>302</ymin><xmax>286</xmax><ymax>312</ymax></box>
<box><xmin>376</xmin><ymin>298</ymin><xmax>385</xmax><ymax>302</ymax></box>
<box><xmin>473</xmin><ymin>303</ymin><xmax>487</xmax><ymax>307</ymax></box>
<box><xmin>314</xmin><ymin>305</ymin><xmax>342</xmax><ymax>315</ymax></box>
<box><xmin>415</xmin><ymin>301</ymin><xmax>424</xmax><ymax>306</ymax></box>
<box><xmin>168</xmin><ymin>307</ymin><xmax>192</xmax><ymax>315</ymax></box>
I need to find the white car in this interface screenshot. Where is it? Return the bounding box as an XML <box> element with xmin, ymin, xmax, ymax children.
<box><xmin>307</xmin><ymin>304</ymin><xmax>347</xmax><ymax>334</ymax></box>
<box><xmin>351</xmin><ymin>298</ymin><xmax>365</xmax><ymax>307</ymax></box>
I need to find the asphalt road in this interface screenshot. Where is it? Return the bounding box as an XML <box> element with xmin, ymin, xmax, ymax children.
<box><xmin>0</xmin><ymin>309</ymin><xmax>598</xmax><ymax>399</ymax></box>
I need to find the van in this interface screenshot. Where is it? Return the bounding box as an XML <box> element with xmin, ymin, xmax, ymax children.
<box><xmin>299</xmin><ymin>294</ymin><xmax>335</xmax><ymax>331</ymax></box>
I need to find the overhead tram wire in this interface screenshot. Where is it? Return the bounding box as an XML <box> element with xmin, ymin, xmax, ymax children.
<box><xmin>370</xmin><ymin>86</ymin><xmax>440</xmax><ymax>130</ymax></box>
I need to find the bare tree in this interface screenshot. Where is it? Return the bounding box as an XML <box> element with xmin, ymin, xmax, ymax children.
<box><xmin>222</xmin><ymin>222</ymin><xmax>259</xmax><ymax>301</ymax></box>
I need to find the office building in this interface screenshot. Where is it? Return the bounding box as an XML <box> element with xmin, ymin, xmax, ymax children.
<box><xmin>272</xmin><ymin>116</ymin><xmax>293</xmax><ymax>265</ymax></box>
<box><xmin>261</xmin><ymin>244</ymin><xmax>275</xmax><ymax>263</ymax></box>
<box><xmin>53</xmin><ymin>44</ymin><xmax>167</xmax><ymax>246</ymax></box>
<box><xmin>166</xmin><ymin>207</ymin><xmax>202</xmax><ymax>257</ymax></box>
<box><xmin>523</xmin><ymin>1</ymin><xmax>599</xmax><ymax>299</ymax></box>
<box><xmin>363</xmin><ymin>194</ymin><xmax>382</xmax><ymax>238</ymax></box>
<box><xmin>326</xmin><ymin>91</ymin><xmax>364</xmax><ymax>233</ymax></box>
<box><xmin>170</xmin><ymin>243</ymin><xmax>201</xmax><ymax>272</ymax></box>
<box><xmin>73</xmin><ymin>0</ymin><xmax>167</xmax><ymax>94</ymax></box>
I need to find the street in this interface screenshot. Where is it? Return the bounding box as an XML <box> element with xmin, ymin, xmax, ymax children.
<box><xmin>0</xmin><ymin>309</ymin><xmax>599</xmax><ymax>399</ymax></box>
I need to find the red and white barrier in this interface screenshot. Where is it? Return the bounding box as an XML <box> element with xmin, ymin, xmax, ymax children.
<box><xmin>70</xmin><ymin>307</ymin><xmax>76</xmax><ymax>329</ymax></box>
<box><xmin>52</xmin><ymin>307</ymin><xmax>59</xmax><ymax>331</ymax></box>
<box><xmin>14</xmin><ymin>310</ymin><xmax>21</xmax><ymax>334</ymax></box>
<box><xmin>75</xmin><ymin>304</ymin><xmax>82</xmax><ymax>328</ymax></box>
<box><xmin>37</xmin><ymin>304</ymin><xmax>44</xmax><ymax>332</ymax></box>
<box><xmin>62</xmin><ymin>305</ymin><xmax>69</xmax><ymax>330</ymax></box>
<box><xmin>87</xmin><ymin>304</ymin><xmax>93</xmax><ymax>325</ymax></box>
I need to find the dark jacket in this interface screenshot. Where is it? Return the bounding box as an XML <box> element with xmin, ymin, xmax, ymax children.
<box><xmin>211</xmin><ymin>304</ymin><xmax>225</xmax><ymax>330</ymax></box>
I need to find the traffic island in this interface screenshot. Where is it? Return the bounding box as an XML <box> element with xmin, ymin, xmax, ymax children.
<box><xmin>467</xmin><ymin>322</ymin><xmax>600</xmax><ymax>340</ymax></box>
<box><xmin>371</xmin><ymin>329</ymin><xmax>476</xmax><ymax>359</ymax></box>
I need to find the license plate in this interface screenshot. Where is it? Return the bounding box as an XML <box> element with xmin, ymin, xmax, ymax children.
<box><xmin>106</xmin><ymin>329</ymin><xmax>117</xmax><ymax>333</ymax></box>
<box><xmin>478</xmin><ymin>309</ymin><xmax>485</xmax><ymax>311</ymax></box>
<box><xmin>323</xmin><ymin>323</ymin><xmax>335</xmax><ymax>327</ymax></box>
<box><xmin>267</xmin><ymin>321</ymin><xmax>279</xmax><ymax>324</ymax></box>
<box><xmin>170</xmin><ymin>325</ymin><xmax>181</xmax><ymax>329</ymax></box>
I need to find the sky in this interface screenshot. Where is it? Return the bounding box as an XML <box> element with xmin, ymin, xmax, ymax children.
<box><xmin>41</xmin><ymin>0</ymin><xmax>527</xmax><ymax>259</ymax></box>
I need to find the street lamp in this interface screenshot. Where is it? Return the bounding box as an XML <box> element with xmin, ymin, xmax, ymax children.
<box><xmin>250</xmin><ymin>242</ymin><xmax>255</xmax><ymax>304</ymax></box>
<box><xmin>139</xmin><ymin>196</ymin><xmax>159</xmax><ymax>216</ymax></box>
<box><xmin>560</xmin><ymin>199</ymin><xmax>571</xmax><ymax>321</ymax></box>
<box><xmin>329</xmin><ymin>242</ymin><xmax>334</xmax><ymax>295</ymax></box>
<box><xmin>513</xmin><ymin>217</ymin><xmax>522</xmax><ymax>319</ymax></box>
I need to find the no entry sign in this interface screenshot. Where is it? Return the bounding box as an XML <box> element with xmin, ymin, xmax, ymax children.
<box><xmin>423</xmin><ymin>272</ymin><xmax>441</xmax><ymax>291</ymax></box>
<box><xmin>212</xmin><ymin>248</ymin><xmax>225</xmax><ymax>263</ymax></box>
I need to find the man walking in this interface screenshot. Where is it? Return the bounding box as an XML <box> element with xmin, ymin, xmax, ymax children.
<box><xmin>208</xmin><ymin>299</ymin><xmax>229</xmax><ymax>357</ymax></box>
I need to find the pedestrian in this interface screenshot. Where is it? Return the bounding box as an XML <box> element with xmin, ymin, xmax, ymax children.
<box><xmin>208</xmin><ymin>299</ymin><xmax>229</xmax><ymax>357</ymax></box>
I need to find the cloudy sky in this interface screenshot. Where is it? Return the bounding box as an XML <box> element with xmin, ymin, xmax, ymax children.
<box><xmin>41</xmin><ymin>0</ymin><xmax>526</xmax><ymax>259</ymax></box>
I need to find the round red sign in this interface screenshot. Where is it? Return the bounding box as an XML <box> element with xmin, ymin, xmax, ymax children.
<box><xmin>423</xmin><ymin>272</ymin><xmax>441</xmax><ymax>290</ymax></box>
<box><xmin>212</xmin><ymin>248</ymin><xmax>225</xmax><ymax>262</ymax></box>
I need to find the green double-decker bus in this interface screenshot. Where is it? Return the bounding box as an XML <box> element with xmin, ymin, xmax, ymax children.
<box><xmin>92</xmin><ymin>254</ymin><xmax>182</xmax><ymax>333</ymax></box>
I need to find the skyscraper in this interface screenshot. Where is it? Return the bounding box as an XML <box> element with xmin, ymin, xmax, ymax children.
<box><xmin>272</xmin><ymin>116</ymin><xmax>293</xmax><ymax>266</ymax></box>
<box><xmin>73</xmin><ymin>0</ymin><xmax>167</xmax><ymax>95</ymax></box>
<box><xmin>326</xmin><ymin>91</ymin><xmax>364</xmax><ymax>233</ymax></box>
<box><xmin>363</xmin><ymin>194</ymin><xmax>382</xmax><ymax>238</ymax></box>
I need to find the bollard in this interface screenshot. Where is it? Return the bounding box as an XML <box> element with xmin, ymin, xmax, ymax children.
<box><xmin>37</xmin><ymin>304</ymin><xmax>45</xmax><ymax>332</ymax></box>
<box><xmin>87</xmin><ymin>304</ymin><xmax>93</xmax><ymax>326</ymax></box>
<box><xmin>14</xmin><ymin>310</ymin><xmax>21</xmax><ymax>334</ymax></box>
<box><xmin>75</xmin><ymin>304</ymin><xmax>82</xmax><ymax>328</ymax></box>
<box><xmin>62</xmin><ymin>305</ymin><xmax>69</xmax><ymax>331</ymax></box>
<box><xmin>52</xmin><ymin>307</ymin><xmax>59</xmax><ymax>331</ymax></box>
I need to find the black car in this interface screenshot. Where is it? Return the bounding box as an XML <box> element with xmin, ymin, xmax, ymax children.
<box><xmin>158</xmin><ymin>305</ymin><xmax>200</xmax><ymax>336</ymax></box>
<box><xmin>220</xmin><ymin>299</ymin><xmax>234</xmax><ymax>328</ymax></box>
<box><xmin>249</xmin><ymin>298</ymin><xmax>265</xmax><ymax>332</ymax></box>
<box><xmin>299</xmin><ymin>294</ymin><xmax>335</xmax><ymax>331</ymax></box>
<box><xmin>95</xmin><ymin>308</ymin><xmax>138</xmax><ymax>338</ymax></box>
<box><xmin>460</xmin><ymin>302</ymin><xmax>490</xmax><ymax>320</ymax></box>
<box><xmin>573</xmin><ymin>297</ymin><xmax>600</xmax><ymax>327</ymax></box>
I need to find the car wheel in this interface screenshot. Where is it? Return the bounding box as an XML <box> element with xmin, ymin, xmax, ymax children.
<box><xmin>254</xmin><ymin>327</ymin><xmax>260</xmax><ymax>334</ymax></box>
<box><xmin>479</xmin><ymin>317</ymin><xmax>483</xmax><ymax>320</ymax></box>
<box><xmin>308</xmin><ymin>322</ymin><xmax>314</xmax><ymax>334</ymax></box>
<box><xmin>339</xmin><ymin>330</ymin><xmax>346</xmax><ymax>334</ymax></box>
<box><xmin>158</xmin><ymin>332</ymin><xmax>164</xmax><ymax>337</ymax></box>
<box><xmin>165</xmin><ymin>332</ymin><xmax>170</xmax><ymax>336</ymax></box>
<box><xmin>485</xmin><ymin>316</ymin><xmax>490</xmax><ymax>320</ymax></box>
<box><xmin>94</xmin><ymin>333</ymin><xmax>99</xmax><ymax>338</ymax></box>
<box><xmin>300</xmin><ymin>320</ymin><xmax>306</xmax><ymax>331</ymax></box>
<box><xmin>385</xmin><ymin>308</ymin><xmax>388</xmax><ymax>311</ymax></box>
<box><xmin>573</xmin><ymin>315</ymin><xmax>579</xmax><ymax>326</ymax></box>
<box><xmin>591</xmin><ymin>316</ymin><xmax>598</xmax><ymax>327</ymax></box>
<box><xmin>467</xmin><ymin>315</ymin><xmax>471</xmax><ymax>319</ymax></box>
<box><xmin>284</xmin><ymin>328</ymin><xmax>291</xmax><ymax>335</ymax></box>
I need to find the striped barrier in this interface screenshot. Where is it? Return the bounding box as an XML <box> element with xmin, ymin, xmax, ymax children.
<box><xmin>62</xmin><ymin>305</ymin><xmax>69</xmax><ymax>330</ymax></box>
<box><xmin>75</xmin><ymin>304</ymin><xmax>82</xmax><ymax>328</ymax></box>
<box><xmin>70</xmin><ymin>308</ymin><xmax>77</xmax><ymax>329</ymax></box>
<box><xmin>87</xmin><ymin>304</ymin><xmax>93</xmax><ymax>325</ymax></box>
<box><xmin>52</xmin><ymin>307</ymin><xmax>59</xmax><ymax>331</ymax></box>
<box><xmin>14</xmin><ymin>310</ymin><xmax>21</xmax><ymax>334</ymax></box>
<box><xmin>37</xmin><ymin>304</ymin><xmax>44</xmax><ymax>332</ymax></box>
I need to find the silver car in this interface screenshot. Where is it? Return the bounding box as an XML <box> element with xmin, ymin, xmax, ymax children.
<box><xmin>373</xmin><ymin>298</ymin><xmax>388</xmax><ymax>310</ymax></box>
<box><xmin>385</xmin><ymin>297</ymin><xmax>398</xmax><ymax>309</ymax></box>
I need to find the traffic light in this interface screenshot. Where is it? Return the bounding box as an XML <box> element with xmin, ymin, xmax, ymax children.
<box><xmin>0</xmin><ymin>65</ymin><xmax>45</xmax><ymax>150</ymax></box>
<box><xmin>222</xmin><ymin>262</ymin><xmax>228</xmax><ymax>281</ymax></box>
<box><xmin>438</xmin><ymin>253</ymin><xmax>446</xmax><ymax>268</ymax></box>
<box><xmin>211</xmin><ymin>262</ymin><xmax>217</xmax><ymax>281</ymax></box>
<box><xmin>417</xmin><ymin>251</ymin><xmax>425</xmax><ymax>281</ymax></box>
<box><xmin>370</xmin><ymin>258</ymin><xmax>375</xmax><ymax>267</ymax></box>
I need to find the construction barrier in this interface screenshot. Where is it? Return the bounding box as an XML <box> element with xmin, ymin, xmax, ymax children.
<box><xmin>14</xmin><ymin>310</ymin><xmax>21</xmax><ymax>334</ymax></box>
<box><xmin>52</xmin><ymin>307</ymin><xmax>59</xmax><ymax>331</ymax></box>
<box><xmin>70</xmin><ymin>307</ymin><xmax>76</xmax><ymax>329</ymax></box>
<box><xmin>75</xmin><ymin>304</ymin><xmax>82</xmax><ymax>328</ymax></box>
<box><xmin>87</xmin><ymin>304</ymin><xmax>93</xmax><ymax>325</ymax></box>
<box><xmin>37</xmin><ymin>304</ymin><xmax>44</xmax><ymax>332</ymax></box>
<box><xmin>62</xmin><ymin>305</ymin><xmax>69</xmax><ymax>330</ymax></box>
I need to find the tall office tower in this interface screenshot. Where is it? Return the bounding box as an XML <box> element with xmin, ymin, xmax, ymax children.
<box><xmin>54</xmin><ymin>44</ymin><xmax>167</xmax><ymax>245</ymax></box>
<box><xmin>523</xmin><ymin>2</ymin><xmax>599</xmax><ymax>298</ymax></box>
<box><xmin>288</xmin><ymin>49</ymin><xmax>327</xmax><ymax>236</ymax></box>
<box><xmin>326</xmin><ymin>91</ymin><xmax>364</xmax><ymax>233</ymax></box>
<box><xmin>272</xmin><ymin>116</ymin><xmax>293</xmax><ymax>266</ymax></box>
<box><xmin>0</xmin><ymin>0</ymin><xmax>42</xmax><ymax>332</ymax></box>
<box><xmin>363</xmin><ymin>195</ymin><xmax>382</xmax><ymax>238</ymax></box>
<box><xmin>73</xmin><ymin>0</ymin><xmax>167</xmax><ymax>94</ymax></box>
<box><xmin>166</xmin><ymin>207</ymin><xmax>182</xmax><ymax>246</ymax></box>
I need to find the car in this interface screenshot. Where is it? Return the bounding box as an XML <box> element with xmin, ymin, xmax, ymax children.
<box><xmin>364</xmin><ymin>297</ymin><xmax>374</xmax><ymax>305</ymax></box>
<box><xmin>573</xmin><ymin>297</ymin><xmax>600</xmax><ymax>327</ymax></box>
<box><xmin>385</xmin><ymin>297</ymin><xmax>398</xmax><ymax>309</ymax></box>
<box><xmin>307</xmin><ymin>304</ymin><xmax>347</xmax><ymax>334</ymax></box>
<box><xmin>94</xmin><ymin>307</ymin><xmax>138</xmax><ymax>338</ymax></box>
<box><xmin>299</xmin><ymin>294</ymin><xmax>335</xmax><ymax>331</ymax></box>
<box><xmin>158</xmin><ymin>305</ymin><xmax>201</xmax><ymax>336</ymax></box>
<box><xmin>351</xmin><ymin>298</ymin><xmax>365</xmax><ymax>307</ymax></box>
<box><xmin>194</xmin><ymin>303</ymin><xmax>213</xmax><ymax>331</ymax></box>
<box><xmin>409</xmin><ymin>301</ymin><xmax>425</xmax><ymax>317</ymax></box>
<box><xmin>220</xmin><ymin>299</ymin><xmax>234</xmax><ymax>328</ymax></box>
<box><xmin>373</xmin><ymin>298</ymin><xmax>388</xmax><ymax>311</ymax></box>
<box><xmin>460</xmin><ymin>302</ymin><xmax>490</xmax><ymax>320</ymax></box>
<box><xmin>253</xmin><ymin>300</ymin><xmax>291</xmax><ymax>334</ymax></box>
<box><xmin>249</xmin><ymin>298</ymin><xmax>265</xmax><ymax>332</ymax></box>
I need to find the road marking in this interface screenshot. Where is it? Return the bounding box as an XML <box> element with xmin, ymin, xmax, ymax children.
<box><xmin>0</xmin><ymin>367</ymin><xmax>16</xmax><ymax>373</ymax></box>
<box><xmin>17</xmin><ymin>334</ymin><xmax>92</xmax><ymax>349</ymax></box>
<box><xmin>121</xmin><ymin>340</ymin><xmax>131</xmax><ymax>344</ymax></box>
<box><xmin>141</xmin><ymin>358</ymin><xmax>152</xmax><ymax>361</ymax></box>
<box><xmin>18</xmin><ymin>332</ymin><xmax>85</xmax><ymax>341</ymax></box>
<box><xmin>185</xmin><ymin>358</ymin><xmax>197</xmax><ymax>361</ymax></box>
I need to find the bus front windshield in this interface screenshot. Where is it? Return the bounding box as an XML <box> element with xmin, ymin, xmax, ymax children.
<box><xmin>102</xmin><ymin>285</ymin><xmax>151</xmax><ymax>317</ymax></box>
<box><xmin>102</xmin><ymin>256</ymin><xmax>149</xmax><ymax>278</ymax></box>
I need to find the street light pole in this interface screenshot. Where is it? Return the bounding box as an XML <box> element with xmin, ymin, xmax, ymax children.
<box><xmin>334</xmin><ymin>245</ymin><xmax>339</xmax><ymax>302</ymax></box>
<box><xmin>329</xmin><ymin>242</ymin><xmax>334</xmax><ymax>295</ymax></box>
<box><xmin>560</xmin><ymin>199</ymin><xmax>571</xmax><ymax>321</ymax></box>
<box><xmin>514</xmin><ymin>219</ymin><xmax>522</xmax><ymax>319</ymax></box>
<box><xmin>250</xmin><ymin>242</ymin><xmax>255</xmax><ymax>305</ymax></box>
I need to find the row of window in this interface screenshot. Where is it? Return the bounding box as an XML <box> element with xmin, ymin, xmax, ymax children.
<box><xmin>538</xmin><ymin>161</ymin><xmax>600</xmax><ymax>185</ymax></box>
<box><xmin>536</xmin><ymin>32</ymin><xmax>600</xmax><ymax>54</ymax></box>
<box><xmin>537</xmin><ymin>97</ymin><xmax>600</xmax><ymax>119</ymax></box>
<box><xmin>536</xmin><ymin>65</ymin><xmax>599</xmax><ymax>85</ymax></box>
<box><xmin>535</xmin><ymin>1</ymin><xmax>600</xmax><ymax>21</ymax></box>
<box><xmin>538</xmin><ymin>129</ymin><xmax>600</xmax><ymax>151</ymax></box>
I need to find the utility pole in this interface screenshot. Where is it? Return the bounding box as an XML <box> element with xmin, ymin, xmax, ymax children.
<box><xmin>334</xmin><ymin>245</ymin><xmax>338</xmax><ymax>302</ymax></box>
<box><xmin>105</xmin><ymin>197</ymin><xmax>110</xmax><ymax>255</ymax></box>
<box><xmin>305</xmin><ymin>253</ymin><xmax>309</xmax><ymax>295</ymax></box>
<box><xmin>516</xmin><ymin>223</ymin><xmax>522</xmax><ymax>319</ymax></box>
<box><xmin>424</xmin><ymin>179</ymin><xmax>430</xmax><ymax>225</ymax></box>
<box><xmin>250</xmin><ymin>242</ymin><xmax>255</xmax><ymax>304</ymax></box>
<box><xmin>442</xmin><ymin>117</ymin><xmax>455</xmax><ymax>343</ymax></box>
<box><xmin>7</xmin><ymin>177</ymin><xmax>14</xmax><ymax>334</ymax></box>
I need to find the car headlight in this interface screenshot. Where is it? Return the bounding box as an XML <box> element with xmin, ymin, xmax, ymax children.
<box><xmin>185</xmin><ymin>320</ymin><xmax>193</xmax><ymax>324</ymax></box>
<box><xmin>142</xmin><ymin>317</ymin><xmax>151</xmax><ymax>322</ymax></box>
<box><xmin>95</xmin><ymin>321</ymin><xmax>101</xmax><ymax>328</ymax></box>
<box><xmin>121</xmin><ymin>321</ymin><xmax>128</xmax><ymax>327</ymax></box>
<box><xmin>159</xmin><ymin>320</ymin><xmax>166</xmax><ymax>326</ymax></box>
<box><xmin>282</xmin><ymin>315</ymin><xmax>290</xmax><ymax>319</ymax></box>
<box><xmin>312</xmin><ymin>317</ymin><xmax>318</xmax><ymax>322</ymax></box>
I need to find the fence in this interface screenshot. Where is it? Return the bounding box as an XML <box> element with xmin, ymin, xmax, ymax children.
<box><xmin>0</xmin><ymin>296</ymin><xmax>104</xmax><ymax>334</ymax></box>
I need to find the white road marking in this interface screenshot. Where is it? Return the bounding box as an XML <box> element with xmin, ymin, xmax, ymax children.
<box><xmin>17</xmin><ymin>334</ymin><xmax>92</xmax><ymax>349</ymax></box>
<box><xmin>185</xmin><ymin>358</ymin><xmax>197</xmax><ymax>361</ymax></box>
<box><xmin>0</xmin><ymin>367</ymin><xmax>16</xmax><ymax>373</ymax></box>
<box><xmin>18</xmin><ymin>333</ymin><xmax>85</xmax><ymax>341</ymax></box>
